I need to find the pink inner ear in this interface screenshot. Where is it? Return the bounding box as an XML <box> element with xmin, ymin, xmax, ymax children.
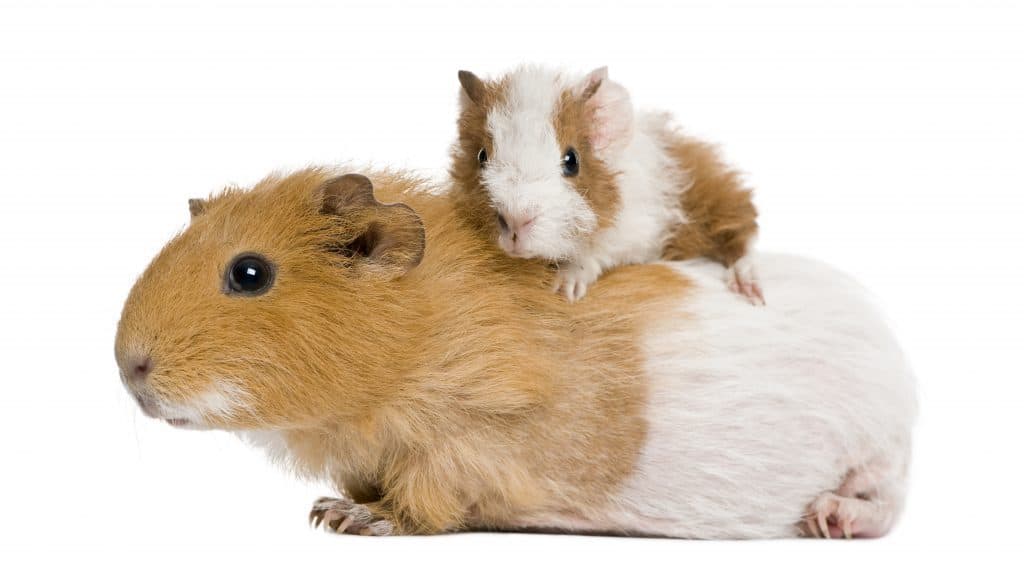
<box><xmin>579</xmin><ymin>66</ymin><xmax>608</xmax><ymax>99</ymax></box>
<box><xmin>586</xmin><ymin>80</ymin><xmax>634</xmax><ymax>155</ymax></box>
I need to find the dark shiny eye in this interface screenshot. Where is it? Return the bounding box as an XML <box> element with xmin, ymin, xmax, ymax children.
<box><xmin>477</xmin><ymin>147</ymin><xmax>488</xmax><ymax>166</ymax></box>
<box><xmin>561</xmin><ymin>147</ymin><xmax>579</xmax><ymax>177</ymax></box>
<box><xmin>227</xmin><ymin>255</ymin><xmax>274</xmax><ymax>296</ymax></box>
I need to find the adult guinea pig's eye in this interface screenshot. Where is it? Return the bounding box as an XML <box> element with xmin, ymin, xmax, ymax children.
<box><xmin>226</xmin><ymin>254</ymin><xmax>274</xmax><ymax>296</ymax></box>
<box><xmin>562</xmin><ymin>147</ymin><xmax>579</xmax><ymax>177</ymax></box>
<box><xmin>477</xmin><ymin>147</ymin><xmax>488</xmax><ymax>166</ymax></box>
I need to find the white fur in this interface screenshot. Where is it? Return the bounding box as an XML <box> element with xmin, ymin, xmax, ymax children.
<box><xmin>159</xmin><ymin>379</ymin><xmax>253</xmax><ymax>429</ymax></box>
<box><xmin>482</xmin><ymin>66</ymin><xmax>597</xmax><ymax>260</ymax></box>
<box><xmin>582</xmin><ymin>111</ymin><xmax>688</xmax><ymax>270</ymax></box>
<box><xmin>238</xmin><ymin>429</ymin><xmax>292</xmax><ymax>465</ymax></box>
<box><xmin>519</xmin><ymin>254</ymin><xmax>917</xmax><ymax>537</ymax></box>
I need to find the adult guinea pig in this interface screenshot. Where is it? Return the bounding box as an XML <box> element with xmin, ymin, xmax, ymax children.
<box><xmin>115</xmin><ymin>167</ymin><xmax>916</xmax><ymax>538</ymax></box>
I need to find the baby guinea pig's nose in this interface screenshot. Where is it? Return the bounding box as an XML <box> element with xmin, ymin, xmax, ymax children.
<box><xmin>496</xmin><ymin>210</ymin><xmax>538</xmax><ymax>245</ymax></box>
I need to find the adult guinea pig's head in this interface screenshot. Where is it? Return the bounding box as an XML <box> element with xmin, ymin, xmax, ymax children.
<box><xmin>114</xmin><ymin>170</ymin><xmax>425</xmax><ymax>430</ymax></box>
<box><xmin>451</xmin><ymin>65</ymin><xmax>634</xmax><ymax>262</ymax></box>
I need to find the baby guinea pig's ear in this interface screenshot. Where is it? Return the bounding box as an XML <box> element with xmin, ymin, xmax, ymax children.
<box><xmin>577</xmin><ymin>66</ymin><xmax>634</xmax><ymax>158</ymax></box>
<box><xmin>188</xmin><ymin>198</ymin><xmax>207</xmax><ymax>219</ymax></box>
<box><xmin>319</xmin><ymin>173</ymin><xmax>425</xmax><ymax>280</ymax></box>
<box><xmin>458</xmin><ymin>70</ymin><xmax>487</xmax><ymax>107</ymax></box>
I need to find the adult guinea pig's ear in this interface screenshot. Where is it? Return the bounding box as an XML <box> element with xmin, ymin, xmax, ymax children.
<box><xmin>578</xmin><ymin>67</ymin><xmax>634</xmax><ymax>157</ymax></box>
<box><xmin>458</xmin><ymin>70</ymin><xmax>487</xmax><ymax>107</ymax></box>
<box><xmin>188</xmin><ymin>198</ymin><xmax>207</xmax><ymax>219</ymax></box>
<box><xmin>319</xmin><ymin>173</ymin><xmax>425</xmax><ymax>280</ymax></box>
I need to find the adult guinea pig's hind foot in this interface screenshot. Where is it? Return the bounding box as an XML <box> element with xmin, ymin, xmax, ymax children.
<box><xmin>802</xmin><ymin>492</ymin><xmax>893</xmax><ymax>539</ymax></box>
<box><xmin>309</xmin><ymin>496</ymin><xmax>395</xmax><ymax>536</ymax></box>
<box><xmin>725</xmin><ymin>255</ymin><xmax>765</xmax><ymax>306</ymax></box>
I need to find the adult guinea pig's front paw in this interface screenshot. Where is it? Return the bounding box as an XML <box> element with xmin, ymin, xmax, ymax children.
<box><xmin>309</xmin><ymin>497</ymin><xmax>395</xmax><ymax>536</ymax></box>
<box><xmin>726</xmin><ymin>254</ymin><xmax>765</xmax><ymax>306</ymax></box>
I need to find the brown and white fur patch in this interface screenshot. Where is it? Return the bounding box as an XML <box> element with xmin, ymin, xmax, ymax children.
<box><xmin>451</xmin><ymin>65</ymin><xmax>762</xmax><ymax>303</ymax></box>
<box><xmin>116</xmin><ymin>168</ymin><xmax>915</xmax><ymax>538</ymax></box>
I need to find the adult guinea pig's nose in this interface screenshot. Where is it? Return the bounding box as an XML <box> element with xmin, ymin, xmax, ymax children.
<box><xmin>120</xmin><ymin>353</ymin><xmax>154</xmax><ymax>386</ymax></box>
<box><xmin>131</xmin><ymin>355</ymin><xmax>153</xmax><ymax>380</ymax></box>
<box><xmin>119</xmin><ymin>353</ymin><xmax>161</xmax><ymax>417</ymax></box>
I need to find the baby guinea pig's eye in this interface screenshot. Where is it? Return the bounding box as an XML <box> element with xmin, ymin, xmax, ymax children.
<box><xmin>561</xmin><ymin>148</ymin><xmax>579</xmax><ymax>177</ymax></box>
<box><xmin>226</xmin><ymin>254</ymin><xmax>275</xmax><ymax>296</ymax></box>
<box><xmin>477</xmin><ymin>147</ymin><xmax>488</xmax><ymax>166</ymax></box>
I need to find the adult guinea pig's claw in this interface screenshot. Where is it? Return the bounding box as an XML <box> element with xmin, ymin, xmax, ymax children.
<box><xmin>309</xmin><ymin>496</ymin><xmax>335</xmax><ymax>528</ymax></box>
<box><xmin>307</xmin><ymin>496</ymin><xmax>395</xmax><ymax>536</ymax></box>
<box><xmin>818</xmin><ymin>511</ymin><xmax>831</xmax><ymax>539</ymax></box>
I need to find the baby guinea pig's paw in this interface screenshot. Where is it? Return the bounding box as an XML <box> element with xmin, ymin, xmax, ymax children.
<box><xmin>309</xmin><ymin>497</ymin><xmax>395</xmax><ymax>536</ymax></box>
<box><xmin>725</xmin><ymin>254</ymin><xmax>765</xmax><ymax>306</ymax></box>
<box><xmin>552</xmin><ymin>258</ymin><xmax>603</xmax><ymax>303</ymax></box>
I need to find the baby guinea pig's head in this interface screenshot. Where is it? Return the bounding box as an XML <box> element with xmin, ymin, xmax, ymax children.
<box><xmin>114</xmin><ymin>170</ymin><xmax>425</xmax><ymax>430</ymax></box>
<box><xmin>451</xmin><ymin>65</ymin><xmax>635</xmax><ymax>262</ymax></box>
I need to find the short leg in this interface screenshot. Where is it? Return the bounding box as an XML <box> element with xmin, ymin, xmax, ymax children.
<box><xmin>309</xmin><ymin>497</ymin><xmax>395</xmax><ymax>536</ymax></box>
<box><xmin>725</xmin><ymin>252</ymin><xmax>764</xmax><ymax>306</ymax></box>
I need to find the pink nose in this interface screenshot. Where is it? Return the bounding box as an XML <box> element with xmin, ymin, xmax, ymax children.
<box><xmin>497</xmin><ymin>212</ymin><xmax>537</xmax><ymax>245</ymax></box>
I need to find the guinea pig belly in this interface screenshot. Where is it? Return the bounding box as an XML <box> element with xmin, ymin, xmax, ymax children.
<box><xmin>597</xmin><ymin>254</ymin><xmax>917</xmax><ymax>538</ymax></box>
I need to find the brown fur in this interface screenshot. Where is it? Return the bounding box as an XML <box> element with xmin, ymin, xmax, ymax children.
<box><xmin>661</xmin><ymin>135</ymin><xmax>759</xmax><ymax>267</ymax></box>
<box><xmin>115</xmin><ymin>167</ymin><xmax>688</xmax><ymax>534</ymax></box>
<box><xmin>449</xmin><ymin>75</ymin><xmax>506</xmax><ymax>239</ymax></box>
<box><xmin>554</xmin><ymin>86</ymin><xmax>621</xmax><ymax>230</ymax></box>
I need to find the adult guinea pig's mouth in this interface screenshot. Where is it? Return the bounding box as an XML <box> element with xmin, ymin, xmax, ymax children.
<box><xmin>162</xmin><ymin>416</ymin><xmax>210</xmax><ymax>430</ymax></box>
<box><xmin>164</xmin><ymin>418</ymin><xmax>193</xmax><ymax>427</ymax></box>
<box><xmin>131</xmin><ymin>391</ymin><xmax>163</xmax><ymax>419</ymax></box>
<box><xmin>130</xmin><ymin>392</ymin><xmax>205</xmax><ymax>429</ymax></box>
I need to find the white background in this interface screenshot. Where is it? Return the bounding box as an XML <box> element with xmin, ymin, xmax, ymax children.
<box><xmin>1</xmin><ymin>0</ymin><xmax>1021</xmax><ymax>573</ymax></box>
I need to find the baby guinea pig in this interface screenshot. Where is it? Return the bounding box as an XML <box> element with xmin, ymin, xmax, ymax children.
<box><xmin>451</xmin><ymin>65</ymin><xmax>762</xmax><ymax>303</ymax></box>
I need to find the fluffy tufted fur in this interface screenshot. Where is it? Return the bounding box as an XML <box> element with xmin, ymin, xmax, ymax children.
<box><xmin>116</xmin><ymin>167</ymin><xmax>915</xmax><ymax>538</ymax></box>
<box><xmin>450</xmin><ymin>66</ymin><xmax>761</xmax><ymax>303</ymax></box>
